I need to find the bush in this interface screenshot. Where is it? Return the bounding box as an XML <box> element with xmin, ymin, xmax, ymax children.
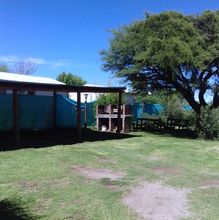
<box><xmin>139</xmin><ymin>95</ymin><xmax>196</xmax><ymax>127</ymax></box>
<box><xmin>164</xmin><ymin>95</ymin><xmax>187</xmax><ymax>119</ymax></box>
<box><xmin>161</xmin><ymin>95</ymin><xmax>195</xmax><ymax>127</ymax></box>
<box><xmin>197</xmin><ymin>107</ymin><xmax>219</xmax><ymax>140</ymax></box>
<box><xmin>95</xmin><ymin>93</ymin><xmax>124</xmax><ymax>106</ymax></box>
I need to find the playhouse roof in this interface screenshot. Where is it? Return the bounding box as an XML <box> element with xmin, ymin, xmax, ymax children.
<box><xmin>0</xmin><ymin>72</ymin><xmax>125</xmax><ymax>93</ymax></box>
<box><xmin>0</xmin><ymin>72</ymin><xmax>64</xmax><ymax>85</ymax></box>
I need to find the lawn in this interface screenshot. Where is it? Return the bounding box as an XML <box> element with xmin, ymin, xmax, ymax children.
<box><xmin>0</xmin><ymin>132</ymin><xmax>219</xmax><ymax>219</ymax></box>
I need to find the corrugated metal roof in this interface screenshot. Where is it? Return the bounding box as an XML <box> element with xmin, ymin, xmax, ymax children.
<box><xmin>0</xmin><ymin>72</ymin><xmax>64</xmax><ymax>85</ymax></box>
<box><xmin>0</xmin><ymin>80</ymin><xmax>126</xmax><ymax>93</ymax></box>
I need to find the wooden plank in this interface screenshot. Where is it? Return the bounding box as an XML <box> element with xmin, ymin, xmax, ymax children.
<box><xmin>53</xmin><ymin>92</ymin><xmax>57</xmax><ymax>129</ymax></box>
<box><xmin>117</xmin><ymin>91</ymin><xmax>122</xmax><ymax>133</ymax></box>
<box><xmin>77</xmin><ymin>92</ymin><xmax>82</xmax><ymax>141</ymax></box>
<box><xmin>13</xmin><ymin>90</ymin><xmax>20</xmax><ymax>147</ymax></box>
<box><xmin>109</xmin><ymin>104</ymin><xmax>112</xmax><ymax>132</ymax></box>
<box><xmin>96</xmin><ymin>105</ymin><xmax>99</xmax><ymax>131</ymax></box>
<box><xmin>122</xmin><ymin>104</ymin><xmax>125</xmax><ymax>133</ymax></box>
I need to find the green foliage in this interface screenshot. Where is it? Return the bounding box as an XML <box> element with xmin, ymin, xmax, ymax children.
<box><xmin>198</xmin><ymin>107</ymin><xmax>219</xmax><ymax>140</ymax></box>
<box><xmin>140</xmin><ymin>94</ymin><xmax>195</xmax><ymax>126</ymax></box>
<box><xmin>57</xmin><ymin>72</ymin><xmax>87</xmax><ymax>86</ymax></box>
<box><xmin>163</xmin><ymin>95</ymin><xmax>193</xmax><ymax>120</ymax></box>
<box><xmin>136</xmin><ymin>90</ymin><xmax>182</xmax><ymax>105</ymax></box>
<box><xmin>0</xmin><ymin>64</ymin><xmax>9</xmax><ymax>72</ymax></box>
<box><xmin>95</xmin><ymin>93</ymin><xmax>123</xmax><ymax>105</ymax></box>
<box><xmin>101</xmin><ymin>11</ymin><xmax>219</xmax><ymax>113</ymax></box>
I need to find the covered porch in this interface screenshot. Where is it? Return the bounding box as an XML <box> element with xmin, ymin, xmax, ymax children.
<box><xmin>0</xmin><ymin>80</ymin><xmax>125</xmax><ymax>148</ymax></box>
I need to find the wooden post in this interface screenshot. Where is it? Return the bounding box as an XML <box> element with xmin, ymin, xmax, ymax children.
<box><xmin>13</xmin><ymin>89</ymin><xmax>20</xmax><ymax>147</ymax></box>
<box><xmin>122</xmin><ymin>104</ymin><xmax>125</xmax><ymax>133</ymax></box>
<box><xmin>53</xmin><ymin>92</ymin><xmax>57</xmax><ymax>129</ymax></box>
<box><xmin>96</xmin><ymin>105</ymin><xmax>99</xmax><ymax>131</ymax></box>
<box><xmin>117</xmin><ymin>91</ymin><xmax>122</xmax><ymax>133</ymax></box>
<box><xmin>77</xmin><ymin>91</ymin><xmax>82</xmax><ymax>141</ymax></box>
<box><xmin>109</xmin><ymin>104</ymin><xmax>112</xmax><ymax>132</ymax></box>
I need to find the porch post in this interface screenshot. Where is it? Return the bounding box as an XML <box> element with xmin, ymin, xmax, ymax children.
<box><xmin>117</xmin><ymin>91</ymin><xmax>122</xmax><ymax>133</ymax></box>
<box><xmin>13</xmin><ymin>89</ymin><xmax>20</xmax><ymax>147</ymax></box>
<box><xmin>53</xmin><ymin>91</ymin><xmax>57</xmax><ymax>129</ymax></box>
<box><xmin>77</xmin><ymin>91</ymin><xmax>82</xmax><ymax>141</ymax></box>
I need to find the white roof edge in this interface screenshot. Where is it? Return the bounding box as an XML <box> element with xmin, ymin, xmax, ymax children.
<box><xmin>84</xmin><ymin>83</ymin><xmax>106</xmax><ymax>87</ymax></box>
<box><xmin>0</xmin><ymin>72</ymin><xmax>64</xmax><ymax>85</ymax></box>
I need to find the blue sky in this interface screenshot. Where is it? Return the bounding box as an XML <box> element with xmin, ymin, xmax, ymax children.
<box><xmin>0</xmin><ymin>0</ymin><xmax>218</xmax><ymax>86</ymax></box>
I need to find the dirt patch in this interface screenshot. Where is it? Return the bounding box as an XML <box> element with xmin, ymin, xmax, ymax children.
<box><xmin>71</xmin><ymin>166</ymin><xmax>125</xmax><ymax>180</ymax></box>
<box><xmin>100</xmin><ymin>178</ymin><xmax>121</xmax><ymax>191</ymax></box>
<box><xmin>17</xmin><ymin>180</ymin><xmax>39</xmax><ymax>192</ymax></box>
<box><xmin>34</xmin><ymin>199</ymin><xmax>50</xmax><ymax>213</ymax></box>
<box><xmin>97</xmin><ymin>156</ymin><xmax>117</xmax><ymax>164</ymax></box>
<box><xmin>122</xmin><ymin>181</ymin><xmax>190</xmax><ymax>220</ymax></box>
<box><xmin>18</xmin><ymin>178</ymin><xmax>70</xmax><ymax>192</ymax></box>
<box><xmin>51</xmin><ymin>178</ymin><xmax>70</xmax><ymax>189</ymax></box>
<box><xmin>151</xmin><ymin>166</ymin><xmax>182</xmax><ymax>176</ymax></box>
<box><xmin>147</xmin><ymin>155</ymin><xmax>163</xmax><ymax>161</ymax></box>
<box><xmin>199</xmin><ymin>179</ymin><xmax>219</xmax><ymax>189</ymax></box>
<box><xmin>104</xmin><ymin>182</ymin><xmax>120</xmax><ymax>191</ymax></box>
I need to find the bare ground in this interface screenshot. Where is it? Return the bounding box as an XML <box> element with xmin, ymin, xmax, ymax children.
<box><xmin>97</xmin><ymin>156</ymin><xmax>117</xmax><ymax>164</ymax></box>
<box><xmin>146</xmin><ymin>155</ymin><xmax>164</xmax><ymax>162</ymax></box>
<box><xmin>17</xmin><ymin>178</ymin><xmax>70</xmax><ymax>192</ymax></box>
<box><xmin>151</xmin><ymin>166</ymin><xmax>182</xmax><ymax>176</ymax></box>
<box><xmin>71</xmin><ymin>166</ymin><xmax>125</xmax><ymax>180</ymax></box>
<box><xmin>199</xmin><ymin>179</ymin><xmax>219</xmax><ymax>189</ymax></box>
<box><xmin>122</xmin><ymin>181</ymin><xmax>191</xmax><ymax>220</ymax></box>
<box><xmin>17</xmin><ymin>180</ymin><xmax>39</xmax><ymax>192</ymax></box>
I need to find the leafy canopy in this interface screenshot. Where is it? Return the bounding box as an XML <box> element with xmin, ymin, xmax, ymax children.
<box><xmin>96</xmin><ymin>93</ymin><xmax>124</xmax><ymax>105</ymax></box>
<box><xmin>101</xmin><ymin>11</ymin><xmax>219</xmax><ymax>113</ymax></box>
<box><xmin>57</xmin><ymin>72</ymin><xmax>87</xmax><ymax>86</ymax></box>
<box><xmin>0</xmin><ymin>64</ymin><xmax>9</xmax><ymax>72</ymax></box>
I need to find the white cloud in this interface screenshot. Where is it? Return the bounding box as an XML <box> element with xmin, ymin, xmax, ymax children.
<box><xmin>0</xmin><ymin>55</ymin><xmax>47</xmax><ymax>65</ymax></box>
<box><xmin>51</xmin><ymin>59</ymin><xmax>82</xmax><ymax>68</ymax></box>
<box><xmin>0</xmin><ymin>55</ymin><xmax>19</xmax><ymax>63</ymax></box>
<box><xmin>51</xmin><ymin>59</ymin><xmax>72</xmax><ymax>68</ymax></box>
<box><xmin>26</xmin><ymin>57</ymin><xmax>46</xmax><ymax>65</ymax></box>
<box><xmin>0</xmin><ymin>55</ymin><xmax>82</xmax><ymax>69</ymax></box>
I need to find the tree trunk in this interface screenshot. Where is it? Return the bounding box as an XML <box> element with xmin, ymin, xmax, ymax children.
<box><xmin>198</xmin><ymin>88</ymin><xmax>208</xmax><ymax>107</ymax></box>
<box><xmin>175</xmin><ymin>83</ymin><xmax>201</xmax><ymax>114</ymax></box>
<box><xmin>212</xmin><ymin>92</ymin><xmax>219</xmax><ymax>108</ymax></box>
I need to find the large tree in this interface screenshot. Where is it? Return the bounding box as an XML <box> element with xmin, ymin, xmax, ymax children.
<box><xmin>101</xmin><ymin>11</ymin><xmax>219</xmax><ymax>114</ymax></box>
<box><xmin>57</xmin><ymin>72</ymin><xmax>87</xmax><ymax>86</ymax></box>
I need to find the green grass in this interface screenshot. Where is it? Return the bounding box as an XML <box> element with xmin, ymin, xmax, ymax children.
<box><xmin>0</xmin><ymin>132</ymin><xmax>219</xmax><ymax>219</ymax></box>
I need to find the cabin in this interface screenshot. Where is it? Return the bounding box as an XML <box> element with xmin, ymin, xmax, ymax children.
<box><xmin>0</xmin><ymin>72</ymin><xmax>125</xmax><ymax>147</ymax></box>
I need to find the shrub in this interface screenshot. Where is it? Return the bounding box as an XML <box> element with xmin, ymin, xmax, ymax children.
<box><xmin>95</xmin><ymin>93</ymin><xmax>124</xmax><ymax>105</ymax></box>
<box><xmin>161</xmin><ymin>95</ymin><xmax>195</xmax><ymax>127</ymax></box>
<box><xmin>197</xmin><ymin>107</ymin><xmax>219</xmax><ymax>140</ymax></box>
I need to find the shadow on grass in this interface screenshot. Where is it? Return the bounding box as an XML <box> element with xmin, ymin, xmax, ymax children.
<box><xmin>139</xmin><ymin>127</ymin><xmax>198</xmax><ymax>139</ymax></box>
<box><xmin>0</xmin><ymin>199</ymin><xmax>38</xmax><ymax>220</ymax></box>
<box><xmin>0</xmin><ymin>128</ymin><xmax>140</xmax><ymax>151</ymax></box>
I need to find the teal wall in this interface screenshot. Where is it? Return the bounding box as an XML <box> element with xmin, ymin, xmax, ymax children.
<box><xmin>132</xmin><ymin>103</ymin><xmax>164</xmax><ymax>120</ymax></box>
<box><xmin>132</xmin><ymin>103</ymin><xmax>192</xmax><ymax>120</ymax></box>
<box><xmin>0</xmin><ymin>94</ymin><xmax>95</xmax><ymax>131</ymax></box>
<box><xmin>0</xmin><ymin>95</ymin><xmax>13</xmax><ymax>130</ymax></box>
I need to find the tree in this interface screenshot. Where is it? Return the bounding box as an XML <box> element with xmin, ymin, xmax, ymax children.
<box><xmin>14</xmin><ymin>58</ymin><xmax>37</xmax><ymax>75</ymax></box>
<box><xmin>101</xmin><ymin>11</ymin><xmax>219</xmax><ymax>114</ymax></box>
<box><xmin>57</xmin><ymin>72</ymin><xmax>87</xmax><ymax>86</ymax></box>
<box><xmin>0</xmin><ymin>64</ymin><xmax>9</xmax><ymax>72</ymax></box>
<box><xmin>96</xmin><ymin>93</ymin><xmax>123</xmax><ymax>105</ymax></box>
<box><xmin>136</xmin><ymin>90</ymin><xmax>184</xmax><ymax>105</ymax></box>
